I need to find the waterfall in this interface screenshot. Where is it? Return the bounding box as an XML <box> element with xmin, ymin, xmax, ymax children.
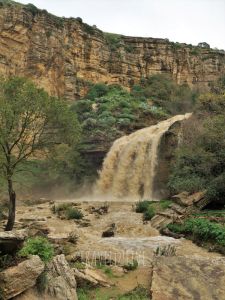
<box><xmin>96</xmin><ymin>113</ymin><xmax>192</xmax><ymax>200</ymax></box>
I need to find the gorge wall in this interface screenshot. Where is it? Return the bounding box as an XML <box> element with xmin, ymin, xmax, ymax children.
<box><xmin>0</xmin><ymin>1</ymin><xmax>224</xmax><ymax>101</ymax></box>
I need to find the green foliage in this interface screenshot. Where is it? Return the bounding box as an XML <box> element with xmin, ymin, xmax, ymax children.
<box><xmin>0</xmin><ymin>77</ymin><xmax>81</xmax><ymax>212</ymax></box>
<box><xmin>143</xmin><ymin>206</ymin><xmax>155</xmax><ymax>220</ymax></box>
<box><xmin>136</xmin><ymin>200</ymin><xmax>171</xmax><ymax>219</ymax></box>
<box><xmin>169</xmin><ymin>104</ymin><xmax>225</xmax><ymax>203</ymax></box>
<box><xmin>118</xmin><ymin>286</ymin><xmax>149</xmax><ymax>300</ymax></box>
<box><xmin>198</xmin><ymin>42</ymin><xmax>210</xmax><ymax>48</ymax></box>
<box><xmin>66</xmin><ymin>207</ymin><xmax>84</xmax><ymax>220</ymax></box>
<box><xmin>123</xmin><ymin>259</ymin><xmax>138</xmax><ymax>271</ymax></box>
<box><xmin>135</xmin><ymin>200</ymin><xmax>151</xmax><ymax>213</ymax></box>
<box><xmin>168</xmin><ymin>218</ymin><xmax>225</xmax><ymax>247</ymax></box>
<box><xmin>135</xmin><ymin>74</ymin><xmax>197</xmax><ymax>114</ymax></box>
<box><xmin>53</xmin><ymin>203</ymin><xmax>83</xmax><ymax>220</ymax></box>
<box><xmin>82</xmin><ymin>23</ymin><xmax>95</xmax><ymax>35</ymax></box>
<box><xmin>86</xmin><ymin>83</ymin><xmax>110</xmax><ymax>100</ymax></box>
<box><xmin>19</xmin><ymin>237</ymin><xmax>54</xmax><ymax>262</ymax></box>
<box><xmin>104</xmin><ymin>32</ymin><xmax>122</xmax><ymax>51</ymax></box>
<box><xmin>206</xmin><ymin>173</ymin><xmax>225</xmax><ymax>203</ymax></box>
<box><xmin>25</xmin><ymin>3</ymin><xmax>39</xmax><ymax>16</ymax></box>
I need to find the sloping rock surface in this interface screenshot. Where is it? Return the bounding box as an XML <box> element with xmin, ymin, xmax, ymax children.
<box><xmin>151</xmin><ymin>256</ymin><xmax>225</xmax><ymax>300</ymax></box>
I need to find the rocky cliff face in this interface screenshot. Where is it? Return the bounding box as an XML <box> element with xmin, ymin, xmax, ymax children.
<box><xmin>0</xmin><ymin>2</ymin><xmax>224</xmax><ymax>101</ymax></box>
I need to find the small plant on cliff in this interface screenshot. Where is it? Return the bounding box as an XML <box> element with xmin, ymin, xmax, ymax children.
<box><xmin>19</xmin><ymin>237</ymin><xmax>54</xmax><ymax>263</ymax></box>
<box><xmin>25</xmin><ymin>3</ymin><xmax>39</xmax><ymax>16</ymax></box>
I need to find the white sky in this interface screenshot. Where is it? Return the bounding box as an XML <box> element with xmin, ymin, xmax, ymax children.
<box><xmin>16</xmin><ymin>0</ymin><xmax>225</xmax><ymax>49</ymax></box>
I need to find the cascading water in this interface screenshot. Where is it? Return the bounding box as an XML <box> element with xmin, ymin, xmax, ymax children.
<box><xmin>97</xmin><ymin>113</ymin><xmax>191</xmax><ymax>200</ymax></box>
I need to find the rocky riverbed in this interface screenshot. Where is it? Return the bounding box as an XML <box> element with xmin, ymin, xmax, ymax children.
<box><xmin>0</xmin><ymin>198</ymin><xmax>224</xmax><ymax>299</ymax></box>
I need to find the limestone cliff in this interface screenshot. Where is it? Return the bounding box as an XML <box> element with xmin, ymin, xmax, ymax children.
<box><xmin>0</xmin><ymin>1</ymin><xmax>224</xmax><ymax>101</ymax></box>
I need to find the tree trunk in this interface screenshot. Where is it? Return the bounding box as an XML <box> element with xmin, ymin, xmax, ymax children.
<box><xmin>5</xmin><ymin>178</ymin><xmax>16</xmax><ymax>231</ymax></box>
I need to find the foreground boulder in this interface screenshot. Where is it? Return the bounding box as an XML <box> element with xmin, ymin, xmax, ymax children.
<box><xmin>151</xmin><ymin>256</ymin><xmax>225</xmax><ymax>300</ymax></box>
<box><xmin>0</xmin><ymin>255</ymin><xmax>44</xmax><ymax>299</ymax></box>
<box><xmin>46</xmin><ymin>254</ymin><xmax>78</xmax><ymax>300</ymax></box>
<box><xmin>0</xmin><ymin>229</ymin><xmax>28</xmax><ymax>254</ymax></box>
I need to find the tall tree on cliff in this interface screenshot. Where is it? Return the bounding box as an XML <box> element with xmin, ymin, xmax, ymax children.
<box><xmin>0</xmin><ymin>77</ymin><xmax>80</xmax><ymax>231</ymax></box>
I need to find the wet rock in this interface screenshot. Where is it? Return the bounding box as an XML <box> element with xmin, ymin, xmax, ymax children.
<box><xmin>0</xmin><ymin>229</ymin><xmax>28</xmax><ymax>254</ymax></box>
<box><xmin>151</xmin><ymin>256</ymin><xmax>225</xmax><ymax>300</ymax></box>
<box><xmin>102</xmin><ymin>223</ymin><xmax>116</xmax><ymax>238</ymax></box>
<box><xmin>160</xmin><ymin>227</ymin><xmax>184</xmax><ymax>239</ymax></box>
<box><xmin>172</xmin><ymin>191</ymin><xmax>206</xmax><ymax>207</ymax></box>
<box><xmin>46</xmin><ymin>254</ymin><xmax>78</xmax><ymax>300</ymax></box>
<box><xmin>0</xmin><ymin>255</ymin><xmax>44</xmax><ymax>299</ymax></box>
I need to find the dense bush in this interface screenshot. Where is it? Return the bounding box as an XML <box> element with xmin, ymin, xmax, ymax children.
<box><xmin>168</xmin><ymin>218</ymin><xmax>225</xmax><ymax>247</ymax></box>
<box><xmin>131</xmin><ymin>74</ymin><xmax>197</xmax><ymax>114</ymax></box>
<box><xmin>19</xmin><ymin>237</ymin><xmax>54</xmax><ymax>262</ymax></box>
<box><xmin>135</xmin><ymin>200</ymin><xmax>151</xmax><ymax>213</ymax></box>
<box><xmin>25</xmin><ymin>3</ymin><xmax>39</xmax><ymax>16</ymax></box>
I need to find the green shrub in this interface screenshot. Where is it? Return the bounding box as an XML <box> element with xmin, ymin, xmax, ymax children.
<box><xmin>168</xmin><ymin>218</ymin><xmax>225</xmax><ymax>247</ymax></box>
<box><xmin>135</xmin><ymin>200</ymin><xmax>151</xmax><ymax>213</ymax></box>
<box><xmin>66</xmin><ymin>207</ymin><xmax>83</xmax><ymax>220</ymax></box>
<box><xmin>118</xmin><ymin>286</ymin><xmax>149</xmax><ymax>300</ymax></box>
<box><xmin>160</xmin><ymin>200</ymin><xmax>172</xmax><ymax>210</ymax></box>
<box><xmin>86</xmin><ymin>83</ymin><xmax>109</xmax><ymax>100</ymax></box>
<box><xmin>143</xmin><ymin>206</ymin><xmax>155</xmax><ymax>220</ymax></box>
<box><xmin>25</xmin><ymin>3</ymin><xmax>39</xmax><ymax>16</ymax></box>
<box><xmin>123</xmin><ymin>259</ymin><xmax>138</xmax><ymax>271</ymax></box>
<box><xmin>19</xmin><ymin>237</ymin><xmax>54</xmax><ymax>262</ymax></box>
<box><xmin>104</xmin><ymin>32</ymin><xmax>122</xmax><ymax>51</ymax></box>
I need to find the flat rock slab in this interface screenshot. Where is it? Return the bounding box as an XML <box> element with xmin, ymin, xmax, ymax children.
<box><xmin>151</xmin><ymin>256</ymin><xmax>225</xmax><ymax>300</ymax></box>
